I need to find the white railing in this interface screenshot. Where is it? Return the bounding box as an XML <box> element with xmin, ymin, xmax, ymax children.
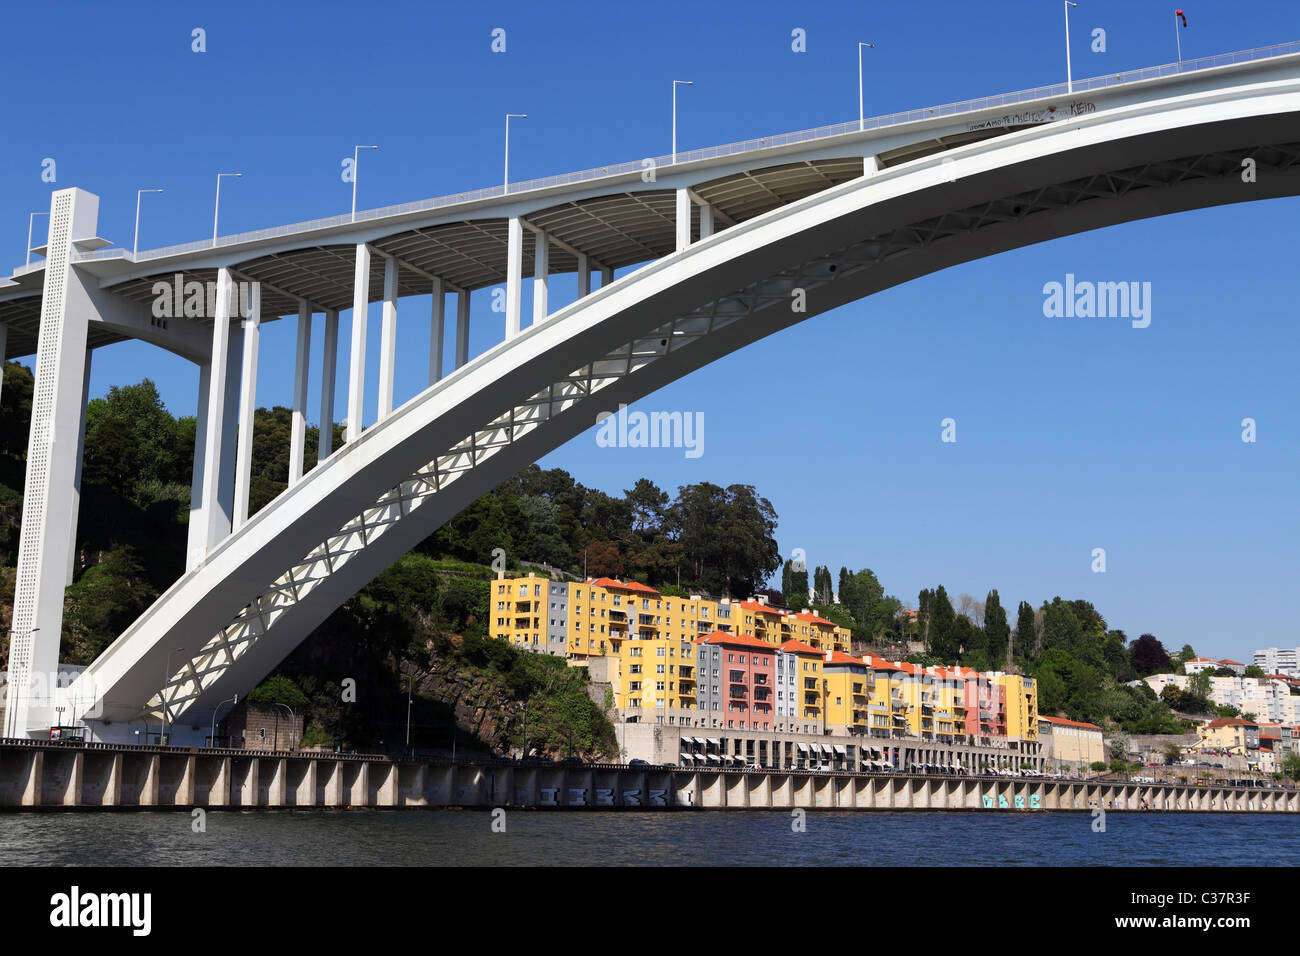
<box><xmin>69</xmin><ymin>39</ymin><xmax>1300</xmax><ymax>267</ymax></box>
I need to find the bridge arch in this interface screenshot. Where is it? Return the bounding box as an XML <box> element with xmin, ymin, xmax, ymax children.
<box><xmin>56</xmin><ymin>77</ymin><xmax>1300</xmax><ymax>736</ymax></box>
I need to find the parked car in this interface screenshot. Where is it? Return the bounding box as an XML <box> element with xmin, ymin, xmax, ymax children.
<box><xmin>559</xmin><ymin>756</ymin><xmax>584</xmax><ymax>766</ymax></box>
<box><xmin>628</xmin><ymin>758</ymin><xmax>651</xmax><ymax>767</ymax></box>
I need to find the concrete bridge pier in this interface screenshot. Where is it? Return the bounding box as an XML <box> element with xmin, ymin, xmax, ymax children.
<box><xmin>563</xmin><ymin>769</ymin><xmax>593</xmax><ymax>807</ymax></box>
<box><xmin>319</xmin><ymin>760</ymin><xmax>343</xmax><ymax>807</ymax></box>
<box><xmin>724</xmin><ymin>772</ymin><xmax>748</xmax><ymax>808</ymax></box>
<box><xmin>288</xmin><ymin>758</ymin><xmax>315</xmax><ymax>806</ymax></box>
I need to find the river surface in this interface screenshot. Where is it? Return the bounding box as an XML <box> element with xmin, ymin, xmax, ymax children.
<box><xmin>1</xmin><ymin>810</ymin><xmax>1296</xmax><ymax>865</ymax></box>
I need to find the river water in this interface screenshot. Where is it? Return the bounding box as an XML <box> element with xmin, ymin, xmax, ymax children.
<box><xmin>2</xmin><ymin>810</ymin><xmax>1295</xmax><ymax>865</ymax></box>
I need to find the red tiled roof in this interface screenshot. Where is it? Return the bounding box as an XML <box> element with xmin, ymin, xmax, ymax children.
<box><xmin>1039</xmin><ymin>715</ymin><xmax>1102</xmax><ymax>731</ymax></box>
<box><xmin>585</xmin><ymin>577</ymin><xmax>660</xmax><ymax>595</ymax></box>
<box><xmin>794</xmin><ymin>611</ymin><xmax>837</xmax><ymax>627</ymax></box>
<box><xmin>824</xmin><ymin>651</ymin><xmax>865</xmax><ymax>667</ymax></box>
<box><xmin>696</xmin><ymin>630</ymin><xmax>772</xmax><ymax>651</ymax></box>
<box><xmin>778</xmin><ymin>639</ymin><xmax>820</xmax><ymax>656</ymax></box>
<box><xmin>1204</xmin><ymin>718</ymin><xmax>1256</xmax><ymax>728</ymax></box>
<box><xmin>1218</xmin><ymin>659</ymin><xmax>1243</xmax><ymax>666</ymax></box>
<box><xmin>739</xmin><ymin>601</ymin><xmax>785</xmax><ymax>617</ymax></box>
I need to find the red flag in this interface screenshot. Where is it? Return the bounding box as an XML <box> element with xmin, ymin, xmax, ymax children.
<box><xmin>1176</xmin><ymin>9</ymin><xmax>1187</xmax><ymax>27</ymax></box>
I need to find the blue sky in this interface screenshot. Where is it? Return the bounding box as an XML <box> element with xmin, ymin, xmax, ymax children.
<box><xmin>3</xmin><ymin>0</ymin><xmax>1297</xmax><ymax>660</ymax></box>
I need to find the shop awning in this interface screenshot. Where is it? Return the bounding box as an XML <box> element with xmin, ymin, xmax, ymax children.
<box><xmin>797</xmin><ymin>743</ymin><xmax>810</xmax><ymax>752</ymax></box>
<box><xmin>833</xmin><ymin>745</ymin><xmax>847</xmax><ymax>754</ymax></box>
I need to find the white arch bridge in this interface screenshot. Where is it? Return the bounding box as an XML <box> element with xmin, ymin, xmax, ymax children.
<box><xmin>3</xmin><ymin>43</ymin><xmax>1299</xmax><ymax>742</ymax></box>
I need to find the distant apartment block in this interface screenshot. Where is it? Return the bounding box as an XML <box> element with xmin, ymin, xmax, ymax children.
<box><xmin>1253</xmin><ymin>646</ymin><xmax>1300</xmax><ymax>677</ymax></box>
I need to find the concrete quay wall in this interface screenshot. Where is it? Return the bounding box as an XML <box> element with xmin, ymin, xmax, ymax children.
<box><xmin>2</xmin><ymin>742</ymin><xmax>1295</xmax><ymax>812</ymax></box>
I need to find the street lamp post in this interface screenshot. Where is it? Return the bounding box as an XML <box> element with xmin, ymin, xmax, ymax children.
<box><xmin>1064</xmin><ymin>2</ymin><xmax>1078</xmax><ymax>93</ymax></box>
<box><xmin>857</xmin><ymin>43</ymin><xmax>876</xmax><ymax>132</ymax></box>
<box><xmin>3</xmin><ymin>626</ymin><xmax>39</xmax><ymax>737</ymax></box>
<box><xmin>271</xmin><ymin>702</ymin><xmax>296</xmax><ymax>750</ymax></box>
<box><xmin>26</xmin><ymin>212</ymin><xmax>48</xmax><ymax>267</ymax></box>
<box><xmin>672</xmin><ymin>80</ymin><xmax>693</xmax><ymax>163</ymax></box>
<box><xmin>134</xmin><ymin>189</ymin><xmax>163</xmax><ymax>258</ymax></box>
<box><xmin>504</xmin><ymin>114</ymin><xmax>526</xmax><ymax>193</ymax></box>
<box><xmin>213</xmin><ymin>173</ymin><xmax>242</xmax><ymax>247</ymax></box>
<box><xmin>211</xmin><ymin>694</ymin><xmax>238</xmax><ymax>748</ymax></box>
<box><xmin>351</xmin><ymin>145</ymin><xmax>379</xmax><ymax>222</ymax></box>
<box><xmin>161</xmin><ymin>646</ymin><xmax>183</xmax><ymax>745</ymax></box>
<box><xmin>405</xmin><ymin>673</ymin><xmax>415</xmax><ymax>754</ymax></box>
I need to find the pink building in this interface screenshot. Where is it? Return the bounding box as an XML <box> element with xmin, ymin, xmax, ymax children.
<box><xmin>696</xmin><ymin>631</ymin><xmax>777</xmax><ymax>730</ymax></box>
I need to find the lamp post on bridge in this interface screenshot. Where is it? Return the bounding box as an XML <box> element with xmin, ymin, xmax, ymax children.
<box><xmin>134</xmin><ymin>189</ymin><xmax>163</xmax><ymax>258</ymax></box>
<box><xmin>1064</xmin><ymin>2</ymin><xmax>1078</xmax><ymax>94</ymax></box>
<box><xmin>26</xmin><ymin>212</ymin><xmax>47</xmax><ymax>267</ymax></box>
<box><xmin>857</xmin><ymin>43</ymin><xmax>875</xmax><ymax>132</ymax></box>
<box><xmin>672</xmin><ymin>80</ymin><xmax>692</xmax><ymax>164</ymax></box>
<box><xmin>504</xmin><ymin>114</ymin><xmax>527</xmax><ymax>194</ymax></box>
<box><xmin>213</xmin><ymin>173</ymin><xmax>242</xmax><ymax>247</ymax></box>
<box><xmin>351</xmin><ymin>145</ymin><xmax>379</xmax><ymax>222</ymax></box>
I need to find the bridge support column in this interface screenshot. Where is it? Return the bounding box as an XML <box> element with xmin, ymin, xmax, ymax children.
<box><xmin>698</xmin><ymin>201</ymin><xmax>713</xmax><ymax>240</ymax></box>
<box><xmin>6</xmin><ymin>188</ymin><xmax>101</xmax><ymax>737</ymax></box>
<box><xmin>289</xmin><ymin>300</ymin><xmax>312</xmax><ymax>485</ymax></box>
<box><xmin>347</xmin><ymin>243</ymin><xmax>370</xmax><ymax>442</ymax></box>
<box><xmin>675</xmin><ymin>188</ymin><xmax>691</xmax><ymax>252</ymax></box>
<box><xmin>319</xmin><ymin>309</ymin><xmax>339</xmax><ymax>458</ymax></box>
<box><xmin>505</xmin><ymin>217</ymin><xmax>523</xmax><ymax>338</ymax></box>
<box><xmin>233</xmin><ymin>281</ymin><xmax>260</xmax><ymax>529</ymax></box>
<box><xmin>532</xmin><ymin>229</ymin><xmax>549</xmax><ymax>322</ymax></box>
<box><xmin>455</xmin><ymin>290</ymin><xmax>470</xmax><ymax>368</ymax></box>
<box><xmin>188</xmin><ymin>268</ymin><xmax>242</xmax><ymax>568</ymax></box>
<box><xmin>378</xmin><ymin>255</ymin><xmax>398</xmax><ymax>419</ymax></box>
<box><xmin>863</xmin><ymin>155</ymin><xmax>879</xmax><ymax>176</ymax></box>
<box><xmin>576</xmin><ymin>253</ymin><xmax>590</xmax><ymax>297</ymax></box>
<box><xmin>428</xmin><ymin>277</ymin><xmax>444</xmax><ymax>385</ymax></box>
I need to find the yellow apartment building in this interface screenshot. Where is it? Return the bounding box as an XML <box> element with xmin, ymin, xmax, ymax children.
<box><xmin>822</xmin><ymin>651</ymin><xmax>869</xmax><ymax>735</ymax></box>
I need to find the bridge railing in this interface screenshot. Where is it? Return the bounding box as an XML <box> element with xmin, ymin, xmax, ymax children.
<box><xmin>70</xmin><ymin>39</ymin><xmax>1300</xmax><ymax>267</ymax></box>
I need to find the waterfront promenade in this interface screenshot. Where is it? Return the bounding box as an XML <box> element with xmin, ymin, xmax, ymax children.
<box><xmin>1</xmin><ymin>740</ymin><xmax>1295</xmax><ymax>813</ymax></box>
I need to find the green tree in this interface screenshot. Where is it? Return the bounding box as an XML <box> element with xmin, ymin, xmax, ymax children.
<box><xmin>1014</xmin><ymin>600</ymin><xmax>1037</xmax><ymax>662</ymax></box>
<box><xmin>927</xmin><ymin>585</ymin><xmax>957</xmax><ymax>661</ymax></box>
<box><xmin>984</xmin><ymin>589</ymin><xmax>1009</xmax><ymax>665</ymax></box>
<box><xmin>667</xmin><ymin>482</ymin><xmax>779</xmax><ymax>597</ymax></box>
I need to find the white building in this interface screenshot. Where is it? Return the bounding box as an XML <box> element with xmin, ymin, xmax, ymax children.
<box><xmin>1253</xmin><ymin>647</ymin><xmax>1300</xmax><ymax>677</ymax></box>
<box><xmin>1144</xmin><ymin>673</ymin><xmax>1300</xmax><ymax>723</ymax></box>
